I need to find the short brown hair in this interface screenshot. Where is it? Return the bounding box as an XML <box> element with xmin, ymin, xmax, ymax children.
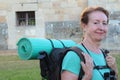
<box><xmin>80</xmin><ymin>6</ymin><xmax>109</xmax><ymax>25</ymax></box>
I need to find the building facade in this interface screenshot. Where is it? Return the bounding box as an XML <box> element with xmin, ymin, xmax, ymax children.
<box><xmin>0</xmin><ymin>0</ymin><xmax>120</xmax><ymax>50</ymax></box>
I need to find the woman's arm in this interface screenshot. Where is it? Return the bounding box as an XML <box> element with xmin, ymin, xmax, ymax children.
<box><xmin>61</xmin><ymin>71</ymin><xmax>78</xmax><ymax>80</ymax></box>
<box><xmin>61</xmin><ymin>53</ymin><xmax>93</xmax><ymax>80</ymax></box>
<box><xmin>61</xmin><ymin>70</ymin><xmax>93</xmax><ymax>80</ymax></box>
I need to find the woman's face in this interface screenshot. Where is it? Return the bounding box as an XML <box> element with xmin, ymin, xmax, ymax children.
<box><xmin>84</xmin><ymin>11</ymin><xmax>108</xmax><ymax>42</ymax></box>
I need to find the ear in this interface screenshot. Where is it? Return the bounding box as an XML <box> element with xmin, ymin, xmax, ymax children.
<box><xmin>81</xmin><ymin>23</ymin><xmax>87</xmax><ymax>31</ymax></box>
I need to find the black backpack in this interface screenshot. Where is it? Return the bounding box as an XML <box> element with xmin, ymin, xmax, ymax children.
<box><xmin>38</xmin><ymin>39</ymin><xmax>85</xmax><ymax>80</ymax></box>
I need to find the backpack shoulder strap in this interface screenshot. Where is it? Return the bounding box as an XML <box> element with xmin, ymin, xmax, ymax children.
<box><xmin>70</xmin><ymin>47</ymin><xmax>85</xmax><ymax>63</ymax></box>
<box><xmin>101</xmin><ymin>49</ymin><xmax>109</xmax><ymax>57</ymax></box>
<box><xmin>101</xmin><ymin>49</ymin><xmax>110</xmax><ymax>68</ymax></box>
<box><xmin>93</xmin><ymin>49</ymin><xmax>110</xmax><ymax>70</ymax></box>
<box><xmin>69</xmin><ymin>47</ymin><xmax>85</xmax><ymax>80</ymax></box>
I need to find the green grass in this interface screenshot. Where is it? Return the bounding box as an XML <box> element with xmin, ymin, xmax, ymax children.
<box><xmin>112</xmin><ymin>53</ymin><xmax>120</xmax><ymax>79</ymax></box>
<box><xmin>0</xmin><ymin>55</ymin><xmax>41</xmax><ymax>80</ymax></box>
<box><xmin>0</xmin><ymin>54</ymin><xmax>120</xmax><ymax>80</ymax></box>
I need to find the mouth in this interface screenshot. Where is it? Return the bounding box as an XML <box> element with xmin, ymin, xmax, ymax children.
<box><xmin>95</xmin><ymin>31</ymin><xmax>106</xmax><ymax>37</ymax></box>
<box><xmin>96</xmin><ymin>32</ymin><xmax>104</xmax><ymax>34</ymax></box>
<box><xmin>96</xmin><ymin>30</ymin><xmax>106</xmax><ymax>35</ymax></box>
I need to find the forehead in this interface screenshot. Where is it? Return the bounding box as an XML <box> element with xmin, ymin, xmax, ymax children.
<box><xmin>88</xmin><ymin>11</ymin><xmax>108</xmax><ymax>21</ymax></box>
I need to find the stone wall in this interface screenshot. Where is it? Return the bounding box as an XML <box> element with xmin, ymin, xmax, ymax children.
<box><xmin>0</xmin><ymin>0</ymin><xmax>119</xmax><ymax>50</ymax></box>
<box><xmin>45</xmin><ymin>21</ymin><xmax>82</xmax><ymax>42</ymax></box>
<box><xmin>39</xmin><ymin>0</ymin><xmax>87</xmax><ymax>21</ymax></box>
<box><xmin>101</xmin><ymin>10</ymin><xmax>120</xmax><ymax>50</ymax></box>
<box><xmin>0</xmin><ymin>23</ymin><xmax>8</xmax><ymax>50</ymax></box>
<box><xmin>0</xmin><ymin>10</ymin><xmax>8</xmax><ymax>50</ymax></box>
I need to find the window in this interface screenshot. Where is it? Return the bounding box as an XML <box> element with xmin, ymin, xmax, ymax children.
<box><xmin>16</xmin><ymin>11</ymin><xmax>35</xmax><ymax>26</ymax></box>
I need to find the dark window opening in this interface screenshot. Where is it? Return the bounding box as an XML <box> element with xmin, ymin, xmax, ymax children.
<box><xmin>16</xmin><ymin>11</ymin><xmax>35</xmax><ymax>26</ymax></box>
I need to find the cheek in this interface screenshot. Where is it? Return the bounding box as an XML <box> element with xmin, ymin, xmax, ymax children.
<box><xmin>105</xmin><ymin>27</ymin><xmax>108</xmax><ymax>33</ymax></box>
<box><xmin>85</xmin><ymin>28</ymin><xmax>95</xmax><ymax>36</ymax></box>
<box><xmin>88</xmin><ymin>27</ymin><xmax>96</xmax><ymax>33</ymax></box>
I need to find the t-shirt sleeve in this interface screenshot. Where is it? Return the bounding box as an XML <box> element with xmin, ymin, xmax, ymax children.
<box><xmin>62</xmin><ymin>51</ymin><xmax>81</xmax><ymax>76</ymax></box>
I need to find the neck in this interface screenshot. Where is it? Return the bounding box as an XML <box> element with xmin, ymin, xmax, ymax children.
<box><xmin>81</xmin><ymin>38</ymin><xmax>101</xmax><ymax>53</ymax></box>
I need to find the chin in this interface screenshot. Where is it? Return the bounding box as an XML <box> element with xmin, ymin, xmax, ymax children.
<box><xmin>96</xmin><ymin>37</ymin><xmax>104</xmax><ymax>42</ymax></box>
<box><xmin>96</xmin><ymin>35</ymin><xmax>106</xmax><ymax>40</ymax></box>
<box><xmin>96</xmin><ymin>39</ymin><xmax>102</xmax><ymax>42</ymax></box>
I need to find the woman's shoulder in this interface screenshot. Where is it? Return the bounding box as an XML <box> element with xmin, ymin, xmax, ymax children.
<box><xmin>64</xmin><ymin>50</ymin><xmax>80</xmax><ymax>60</ymax></box>
<box><xmin>62</xmin><ymin>49</ymin><xmax>81</xmax><ymax>75</ymax></box>
<box><xmin>65</xmin><ymin>44</ymin><xmax>84</xmax><ymax>58</ymax></box>
<box><xmin>63</xmin><ymin>44</ymin><xmax>84</xmax><ymax>61</ymax></box>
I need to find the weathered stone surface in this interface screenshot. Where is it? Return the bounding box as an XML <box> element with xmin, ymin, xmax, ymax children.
<box><xmin>0</xmin><ymin>0</ymin><xmax>119</xmax><ymax>50</ymax></box>
<box><xmin>0</xmin><ymin>23</ymin><xmax>8</xmax><ymax>50</ymax></box>
<box><xmin>45</xmin><ymin>21</ymin><xmax>82</xmax><ymax>42</ymax></box>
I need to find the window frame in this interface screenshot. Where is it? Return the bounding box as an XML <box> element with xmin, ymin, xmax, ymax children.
<box><xmin>16</xmin><ymin>11</ymin><xmax>35</xmax><ymax>26</ymax></box>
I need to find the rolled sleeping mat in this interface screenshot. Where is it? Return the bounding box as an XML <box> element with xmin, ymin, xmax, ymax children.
<box><xmin>17</xmin><ymin>37</ymin><xmax>77</xmax><ymax>60</ymax></box>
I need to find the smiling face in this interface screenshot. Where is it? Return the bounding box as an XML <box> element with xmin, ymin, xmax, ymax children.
<box><xmin>83</xmin><ymin>11</ymin><xmax>108</xmax><ymax>42</ymax></box>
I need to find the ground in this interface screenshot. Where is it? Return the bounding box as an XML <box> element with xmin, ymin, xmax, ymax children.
<box><xmin>0</xmin><ymin>49</ymin><xmax>17</xmax><ymax>56</ymax></box>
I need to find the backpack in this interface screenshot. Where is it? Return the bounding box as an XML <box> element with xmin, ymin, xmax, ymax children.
<box><xmin>38</xmin><ymin>39</ymin><xmax>85</xmax><ymax>80</ymax></box>
<box><xmin>38</xmin><ymin>40</ymin><xmax>112</xmax><ymax>80</ymax></box>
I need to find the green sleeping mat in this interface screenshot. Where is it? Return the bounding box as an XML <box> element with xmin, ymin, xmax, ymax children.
<box><xmin>17</xmin><ymin>37</ymin><xmax>77</xmax><ymax>60</ymax></box>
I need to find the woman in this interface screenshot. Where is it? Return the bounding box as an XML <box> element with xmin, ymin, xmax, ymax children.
<box><xmin>61</xmin><ymin>6</ymin><xmax>118</xmax><ymax>80</ymax></box>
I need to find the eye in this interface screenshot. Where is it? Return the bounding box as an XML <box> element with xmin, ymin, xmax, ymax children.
<box><xmin>94</xmin><ymin>22</ymin><xmax>99</xmax><ymax>24</ymax></box>
<box><xmin>103</xmin><ymin>22</ymin><xmax>108</xmax><ymax>25</ymax></box>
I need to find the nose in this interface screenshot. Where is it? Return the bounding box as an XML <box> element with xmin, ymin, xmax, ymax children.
<box><xmin>98</xmin><ymin>23</ymin><xmax>105</xmax><ymax>30</ymax></box>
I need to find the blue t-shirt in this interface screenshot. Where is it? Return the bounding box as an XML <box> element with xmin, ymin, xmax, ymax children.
<box><xmin>62</xmin><ymin>44</ymin><xmax>110</xmax><ymax>80</ymax></box>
